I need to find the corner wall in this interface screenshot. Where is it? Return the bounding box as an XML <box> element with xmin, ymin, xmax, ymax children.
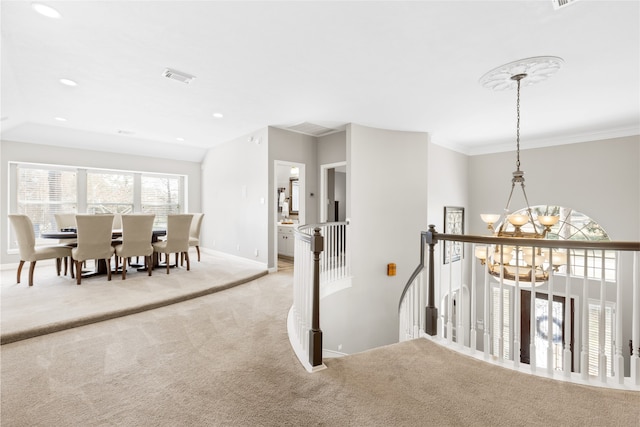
<box><xmin>321</xmin><ymin>124</ymin><xmax>429</xmax><ymax>354</ymax></box>
<box><xmin>201</xmin><ymin>129</ymin><xmax>269</xmax><ymax>265</ymax></box>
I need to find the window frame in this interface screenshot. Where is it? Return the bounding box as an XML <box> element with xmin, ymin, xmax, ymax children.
<box><xmin>8</xmin><ymin>161</ymin><xmax>187</xmax><ymax>252</ymax></box>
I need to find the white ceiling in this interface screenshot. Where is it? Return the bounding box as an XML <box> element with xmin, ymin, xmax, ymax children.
<box><xmin>1</xmin><ymin>1</ymin><xmax>638</xmax><ymax>162</ymax></box>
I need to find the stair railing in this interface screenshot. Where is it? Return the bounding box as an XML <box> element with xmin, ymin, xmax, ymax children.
<box><xmin>287</xmin><ymin>221</ymin><xmax>350</xmax><ymax>372</ymax></box>
<box><xmin>399</xmin><ymin>225</ymin><xmax>640</xmax><ymax>390</ymax></box>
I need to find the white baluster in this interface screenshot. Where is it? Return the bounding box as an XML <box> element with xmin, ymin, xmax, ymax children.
<box><xmin>498</xmin><ymin>245</ymin><xmax>504</xmax><ymax>362</ymax></box>
<box><xmin>581</xmin><ymin>250</ymin><xmax>589</xmax><ymax>380</ymax></box>
<box><xmin>633</xmin><ymin>251</ymin><xmax>640</xmax><ymax>385</ymax></box>
<box><xmin>447</xmin><ymin>243</ymin><xmax>453</xmax><ymax>344</ymax></box>
<box><xmin>483</xmin><ymin>245</ymin><xmax>491</xmax><ymax>360</ymax></box>
<box><xmin>599</xmin><ymin>252</ymin><xmax>607</xmax><ymax>383</ymax></box>
<box><xmin>514</xmin><ymin>246</ymin><xmax>520</xmax><ymax>369</ymax></box>
<box><xmin>471</xmin><ymin>244</ymin><xmax>477</xmax><ymax>354</ymax></box>
<box><xmin>458</xmin><ymin>250</ymin><xmax>464</xmax><ymax>348</ymax></box>
<box><xmin>613</xmin><ymin>252</ymin><xmax>624</xmax><ymax>384</ymax></box>
<box><xmin>563</xmin><ymin>251</ymin><xmax>572</xmax><ymax>378</ymax></box>
<box><xmin>530</xmin><ymin>246</ymin><xmax>537</xmax><ymax>373</ymax></box>
<box><xmin>547</xmin><ymin>254</ymin><xmax>554</xmax><ymax>375</ymax></box>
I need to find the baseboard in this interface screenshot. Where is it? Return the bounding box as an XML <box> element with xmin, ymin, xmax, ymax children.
<box><xmin>200</xmin><ymin>247</ymin><xmax>267</xmax><ymax>270</ymax></box>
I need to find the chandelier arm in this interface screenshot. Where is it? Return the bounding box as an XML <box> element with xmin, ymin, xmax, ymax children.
<box><xmin>498</xmin><ymin>182</ymin><xmax>518</xmax><ymax>234</ymax></box>
<box><xmin>519</xmin><ymin>183</ymin><xmax>543</xmax><ymax>235</ymax></box>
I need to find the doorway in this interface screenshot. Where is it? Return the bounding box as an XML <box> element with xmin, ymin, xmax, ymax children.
<box><xmin>273</xmin><ymin>161</ymin><xmax>305</xmax><ymax>271</ymax></box>
<box><xmin>520</xmin><ymin>290</ymin><xmax>575</xmax><ymax>372</ymax></box>
<box><xmin>320</xmin><ymin>162</ymin><xmax>347</xmax><ymax>223</ymax></box>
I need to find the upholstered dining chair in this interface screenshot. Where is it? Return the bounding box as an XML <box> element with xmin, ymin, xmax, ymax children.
<box><xmin>188</xmin><ymin>212</ymin><xmax>204</xmax><ymax>262</ymax></box>
<box><xmin>8</xmin><ymin>214</ymin><xmax>73</xmax><ymax>286</ymax></box>
<box><xmin>71</xmin><ymin>214</ymin><xmax>115</xmax><ymax>285</ymax></box>
<box><xmin>54</xmin><ymin>212</ymin><xmax>77</xmax><ymax>231</ymax></box>
<box><xmin>113</xmin><ymin>214</ymin><xmax>155</xmax><ymax>279</ymax></box>
<box><xmin>54</xmin><ymin>212</ymin><xmax>78</xmax><ymax>274</ymax></box>
<box><xmin>153</xmin><ymin>214</ymin><xmax>193</xmax><ymax>274</ymax></box>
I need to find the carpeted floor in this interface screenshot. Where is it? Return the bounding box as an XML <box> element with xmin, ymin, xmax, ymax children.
<box><xmin>1</xmin><ymin>253</ymin><xmax>639</xmax><ymax>426</ymax></box>
<box><xmin>0</xmin><ymin>251</ymin><xmax>268</xmax><ymax>344</ymax></box>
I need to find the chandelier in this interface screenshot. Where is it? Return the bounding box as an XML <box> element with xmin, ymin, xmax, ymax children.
<box><xmin>475</xmin><ymin>56</ymin><xmax>567</xmax><ymax>285</ymax></box>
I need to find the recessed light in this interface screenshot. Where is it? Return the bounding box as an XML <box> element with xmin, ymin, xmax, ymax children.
<box><xmin>31</xmin><ymin>2</ymin><xmax>62</xmax><ymax>19</ymax></box>
<box><xmin>176</xmin><ymin>137</ymin><xmax>185</xmax><ymax>142</ymax></box>
<box><xmin>55</xmin><ymin>117</ymin><xmax>67</xmax><ymax>122</ymax></box>
<box><xmin>59</xmin><ymin>78</ymin><xmax>77</xmax><ymax>87</ymax></box>
<box><xmin>212</xmin><ymin>113</ymin><xmax>224</xmax><ymax>119</ymax></box>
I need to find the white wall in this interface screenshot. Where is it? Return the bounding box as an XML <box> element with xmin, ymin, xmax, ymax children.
<box><xmin>427</xmin><ymin>142</ymin><xmax>470</xmax><ymax>338</ymax></box>
<box><xmin>268</xmin><ymin>127</ymin><xmax>318</xmax><ymax>269</ymax></box>
<box><xmin>201</xmin><ymin>128</ymin><xmax>269</xmax><ymax>265</ymax></box>
<box><xmin>1</xmin><ymin>139</ymin><xmax>201</xmax><ymax>264</ymax></box>
<box><xmin>320</xmin><ymin>124</ymin><xmax>429</xmax><ymax>354</ymax></box>
<box><xmin>468</xmin><ymin>136</ymin><xmax>639</xmax><ymax>240</ymax></box>
<box><xmin>318</xmin><ymin>131</ymin><xmax>346</xmax><ymax>166</ymax></box>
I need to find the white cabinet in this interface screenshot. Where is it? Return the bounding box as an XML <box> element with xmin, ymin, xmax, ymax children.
<box><xmin>278</xmin><ymin>226</ymin><xmax>294</xmax><ymax>257</ymax></box>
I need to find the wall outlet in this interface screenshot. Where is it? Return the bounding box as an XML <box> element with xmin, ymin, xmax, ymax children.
<box><xmin>254</xmin><ymin>249</ymin><xmax>259</xmax><ymax>257</ymax></box>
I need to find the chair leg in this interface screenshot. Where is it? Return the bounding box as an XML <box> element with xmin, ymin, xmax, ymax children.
<box><xmin>196</xmin><ymin>245</ymin><xmax>201</xmax><ymax>262</ymax></box>
<box><xmin>107</xmin><ymin>258</ymin><xmax>112</xmax><ymax>281</ymax></box>
<box><xmin>76</xmin><ymin>261</ymin><xmax>82</xmax><ymax>285</ymax></box>
<box><xmin>166</xmin><ymin>254</ymin><xmax>170</xmax><ymax>274</ymax></box>
<box><xmin>147</xmin><ymin>255</ymin><xmax>152</xmax><ymax>276</ymax></box>
<box><xmin>184</xmin><ymin>251</ymin><xmax>190</xmax><ymax>271</ymax></box>
<box><xmin>29</xmin><ymin>261</ymin><xmax>36</xmax><ymax>286</ymax></box>
<box><xmin>64</xmin><ymin>257</ymin><xmax>68</xmax><ymax>276</ymax></box>
<box><xmin>56</xmin><ymin>258</ymin><xmax>62</xmax><ymax>276</ymax></box>
<box><xmin>17</xmin><ymin>260</ymin><xmax>24</xmax><ymax>284</ymax></box>
<box><xmin>122</xmin><ymin>257</ymin><xmax>127</xmax><ymax>280</ymax></box>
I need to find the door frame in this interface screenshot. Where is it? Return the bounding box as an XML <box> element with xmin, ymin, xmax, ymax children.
<box><xmin>320</xmin><ymin>161</ymin><xmax>346</xmax><ymax>223</ymax></box>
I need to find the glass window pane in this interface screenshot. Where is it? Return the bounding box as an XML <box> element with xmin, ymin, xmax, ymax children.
<box><xmin>87</xmin><ymin>171</ymin><xmax>134</xmax><ymax>214</ymax></box>
<box><xmin>15</xmin><ymin>166</ymin><xmax>77</xmax><ymax>248</ymax></box>
<box><xmin>141</xmin><ymin>175</ymin><xmax>180</xmax><ymax>228</ymax></box>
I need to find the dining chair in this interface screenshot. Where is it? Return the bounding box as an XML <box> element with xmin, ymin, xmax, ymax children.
<box><xmin>112</xmin><ymin>213</ymin><xmax>123</xmax><ymax>230</ymax></box>
<box><xmin>71</xmin><ymin>214</ymin><xmax>115</xmax><ymax>285</ymax></box>
<box><xmin>113</xmin><ymin>214</ymin><xmax>155</xmax><ymax>279</ymax></box>
<box><xmin>188</xmin><ymin>212</ymin><xmax>204</xmax><ymax>262</ymax></box>
<box><xmin>153</xmin><ymin>214</ymin><xmax>193</xmax><ymax>274</ymax></box>
<box><xmin>8</xmin><ymin>214</ymin><xmax>73</xmax><ymax>286</ymax></box>
<box><xmin>54</xmin><ymin>212</ymin><xmax>78</xmax><ymax>274</ymax></box>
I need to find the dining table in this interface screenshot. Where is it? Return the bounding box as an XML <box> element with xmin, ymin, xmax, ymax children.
<box><xmin>41</xmin><ymin>229</ymin><xmax>167</xmax><ymax>277</ymax></box>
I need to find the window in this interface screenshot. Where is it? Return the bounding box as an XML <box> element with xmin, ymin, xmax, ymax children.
<box><xmin>141</xmin><ymin>174</ymin><xmax>181</xmax><ymax>228</ymax></box>
<box><xmin>492</xmin><ymin>286</ymin><xmax>511</xmax><ymax>360</ymax></box>
<box><xmin>14</xmin><ymin>164</ymin><xmax>77</xmax><ymax>246</ymax></box>
<box><xmin>588</xmin><ymin>302</ymin><xmax>615</xmax><ymax>377</ymax></box>
<box><xmin>87</xmin><ymin>171</ymin><xmax>134</xmax><ymax>214</ymax></box>
<box><xmin>8</xmin><ymin>162</ymin><xmax>186</xmax><ymax>251</ymax></box>
<box><xmin>508</xmin><ymin>205</ymin><xmax>615</xmax><ymax>282</ymax></box>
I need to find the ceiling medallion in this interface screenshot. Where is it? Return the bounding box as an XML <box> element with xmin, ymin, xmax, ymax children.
<box><xmin>479</xmin><ymin>56</ymin><xmax>564</xmax><ymax>91</ymax></box>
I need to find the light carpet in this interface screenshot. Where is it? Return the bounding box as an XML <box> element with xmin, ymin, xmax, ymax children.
<box><xmin>1</xmin><ymin>264</ymin><xmax>639</xmax><ymax>426</ymax></box>
<box><xmin>0</xmin><ymin>251</ymin><xmax>267</xmax><ymax>344</ymax></box>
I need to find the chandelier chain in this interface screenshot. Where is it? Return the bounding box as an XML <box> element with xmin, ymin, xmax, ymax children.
<box><xmin>516</xmin><ymin>77</ymin><xmax>521</xmax><ymax>171</ymax></box>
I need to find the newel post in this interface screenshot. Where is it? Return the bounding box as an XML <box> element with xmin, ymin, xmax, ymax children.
<box><xmin>309</xmin><ymin>227</ymin><xmax>324</xmax><ymax>367</ymax></box>
<box><xmin>425</xmin><ymin>224</ymin><xmax>439</xmax><ymax>336</ymax></box>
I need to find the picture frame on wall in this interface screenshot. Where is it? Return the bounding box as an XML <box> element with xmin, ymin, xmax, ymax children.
<box><xmin>443</xmin><ymin>206</ymin><xmax>464</xmax><ymax>264</ymax></box>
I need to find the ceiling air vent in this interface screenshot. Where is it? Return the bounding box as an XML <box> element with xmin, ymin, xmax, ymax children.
<box><xmin>162</xmin><ymin>68</ymin><xmax>195</xmax><ymax>85</ymax></box>
<box><xmin>552</xmin><ymin>0</ymin><xmax>579</xmax><ymax>10</ymax></box>
<box><xmin>287</xmin><ymin>122</ymin><xmax>337</xmax><ymax>137</ymax></box>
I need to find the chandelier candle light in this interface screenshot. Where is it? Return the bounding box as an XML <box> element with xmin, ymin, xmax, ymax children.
<box><xmin>476</xmin><ymin>56</ymin><xmax>566</xmax><ymax>285</ymax></box>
